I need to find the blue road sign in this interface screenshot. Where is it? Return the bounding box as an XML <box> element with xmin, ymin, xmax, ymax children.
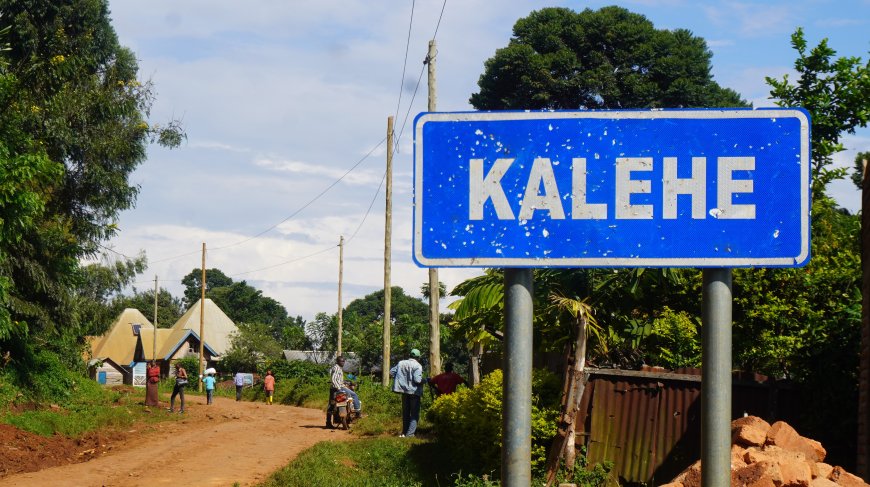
<box><xmin>413</xmin><ymin>109</ymin><xmax>810</xmax><ymax>268</ymax></box>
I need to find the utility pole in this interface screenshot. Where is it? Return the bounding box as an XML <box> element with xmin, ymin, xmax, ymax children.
<box><xmin>859</xmin><ymin>157</ymin><xmax>870</xmax><ymax>479</ymax></box>
<box><xmin>382</xmin><ymin>116</ymin><xmax>394</xmax><ymax>387</ymax></box>
<box><xmin>152</xmin><ymin>275</ymin><xmax>158</xmax><ymax>362</ymax></box>
<box><xmin>199</xmin><ymin>243</ymin><xmax>206</xmax><ymax>392</ymax></box>
<box><xmin>426</xmin><ymin>39</ymin><xmax>441</xmax><ymax>377</ymax></box>
<box><xmin>337</xmin><ymin>235</ymin><xmax>344</xmax><ymax>356</ymax></box>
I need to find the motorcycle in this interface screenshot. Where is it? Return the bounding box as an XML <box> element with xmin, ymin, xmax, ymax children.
<box><xmin>326</xmin><ymin>381</ymin><xmax>358</xmax><ymax>430</ymax></box>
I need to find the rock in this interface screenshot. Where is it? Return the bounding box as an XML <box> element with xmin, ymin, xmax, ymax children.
<box><xmin>777</xmin><ymin>456</ymin><xmax>812</xmax><ymax>487</ymax></box>
<box><xmin>673</xmin><ymin>460</ymin><xmax>702</xmax><ymax>487</ymax></box>
<box><xmin>735</xmin><ymin>460</ymin><xmax>783</xmax><ymax>486</ymax></box>
<box><xmin>813</xmin><ymin>463</ymin><xmax>834</xmax><ymax>480</ymax></box>
<box><xmin>829</xmin><ymin>466</ymin><xmax>870</xmax><ymax>487</ymax></box>
<box><xmin>733</xmin><ymin>416</ymin><xmax>772</xmax><ymax>447</ymax></box>
<box><xmin>809</xmin><ymin>478</ymin><xmax>838</xmax><ymax>487</ymax></box>
<box><xmin>766</xmin><ymin>421</ymin><xmax>826</xmax><ymax>462</ymax></box>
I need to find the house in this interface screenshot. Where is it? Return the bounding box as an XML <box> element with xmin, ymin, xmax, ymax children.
<box><xmin>171</xmin><ymin>298</ymin><xmax>239</xmax><ymax>356</ymax></box>
<box><xmin>87</xmin><ymin>308</ymin><xmax>219</xmax><ymax>386</ymax></box>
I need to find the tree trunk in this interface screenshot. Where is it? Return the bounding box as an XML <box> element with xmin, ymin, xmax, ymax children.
<box><xmin>544</xmin><ymin>311</ymin><xmax>589</xmax><ymax>486</ymax></box>
<box><xmin>470</xmin><ymin>340</ymin><xmax>482</xmax><ymax>386</ymax></box>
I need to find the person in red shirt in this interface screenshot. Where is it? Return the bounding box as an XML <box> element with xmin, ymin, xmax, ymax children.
<box><xmin>263</xmin><ymin>370</ymin><xmax>276</xmax><ymax>405</ymax></box>
<box><xmin>428</xmin><ymin>362</ymin><xmax>465</xmax><ymax>396</ymax></box>
<box><xmin>145</xmin><ymin>361</ymin><xmax>160</xmax><ymax>407</ymax></box>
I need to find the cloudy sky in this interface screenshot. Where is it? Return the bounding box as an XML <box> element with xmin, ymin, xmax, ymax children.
<box><xmin>103</xmin><ymin>0</ymin><xmax>870</xmax><ymax>322</ymax></box>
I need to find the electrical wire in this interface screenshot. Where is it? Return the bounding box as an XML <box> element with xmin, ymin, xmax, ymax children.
<box><xmin>393</xmin><ymin>0</ymin><xmax>416</xmax><ymax>124</ymax></box>
<box><xmin>147</xmin><ymin>136</ymin><xmax>387</xmax><ymax>265</ymax></box>
<box><xmin>346</xmin><ymin>169</ymin><xmax>387</xmax><ymax>245</ymax></box>
<box><xmin>432</xmin><ymin>0</ymin><xmax>447</xmax><ymax>40</ymax></box>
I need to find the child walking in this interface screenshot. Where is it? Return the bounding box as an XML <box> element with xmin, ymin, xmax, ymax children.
<box><xmin>203</xmin><ymin>372</ymin><xmax>216</xmax><ymax>405</ymax></box>
<box><xmin>264</xmin><ymin>370</ymin><xmax>275</xmax><ymax>405</ymax></box>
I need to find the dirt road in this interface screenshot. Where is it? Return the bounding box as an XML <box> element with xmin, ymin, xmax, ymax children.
<box><xmin>1</xmin><ymin>395</ymin><xmax>349</xmax><ymax>486</ymax></box>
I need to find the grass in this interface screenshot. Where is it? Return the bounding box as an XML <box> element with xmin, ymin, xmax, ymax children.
<box><xmin>257</xmin><ymin>436</ymin><xmax>467</xmax><ymax>487</ymax></box>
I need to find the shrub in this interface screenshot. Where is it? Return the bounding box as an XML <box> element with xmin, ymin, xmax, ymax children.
<box><xmin>172</xmin><ymin>356</ymin><xmax>201</xmax><ymax>388</ymax></box>
<box><xmin>426</xmin><ymin>369</ymin><xmax>558</xmax><ymax>477</ymax></box>
<box><xmin>262</xmin><ymin>359</ymin><xmax>329</xmax><ymax>382</ymax></box>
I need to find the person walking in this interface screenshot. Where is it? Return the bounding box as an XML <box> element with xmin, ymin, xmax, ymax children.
<box><xmin>390</xmin><ymin>348</ymin><xmax>424</xmax><ymax>437</ymax></box>
<box><xmin>428</xmin><ymin>362</ymin><xmax>466</xmax><ymax>396</ymax></box>
<box><xmin>263</xmin><ymin>370</ymin><xmax>275</xmax><ymax>405</ymax></box>
<box><xmin>203</xmin><ymin>372</ymin><xmax>216</xmax><ymax>405</ymax></box>
<box><xmin>145</xmin><ymin>360</ymin><xmax>160</xmax><ymax>407</ymax></box>
<box><xmin>168</xmin><ymin>363</ymin><xmax>188</xmax><ymax>413</ymax></box>
<box><xmin>234</xmin><ymin>370</ymin><xmax>245</xmax><ymax>401</ymax></box>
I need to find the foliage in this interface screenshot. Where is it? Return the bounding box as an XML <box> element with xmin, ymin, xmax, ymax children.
<box><xmin>642</xmin><ymin>307</ymin><xmax>702</xmax><ymax>369</ymax></box>
<box><xmin>109</xmin><ymin>286</ymin><xmax>183</xmax><ymax>329</ymax></box>
<box><xmin>181</xmin><ymin>268</ymin><xmax>311</xmax><ymax>350</ymax></box>
<box><xmin>427</xmin><ymin>369</ymin><xmax>558</xmax><ymax>477</ymax></box>
<box><xmin>72</xmin><ymin>255</ymin><xmax>148</xmax><ymax>337</ymax></box>
<box><xmin>181</xmin><ymin>268</ymin><xmax>232</xmax><ymax>308</ymax></box>
<box><xmin>0</xmin><ymin>0</ymin><xmax>183</xmax><ymax>368</ymax></box>
<box><xmin>852</xmin><ymin>151</ymin><xmax>870</xmax><ymax>189</ymax></box>
<box><xmin>262</xmin><ymin>358</ymin><xmax>329</xmax><ymax>383</ymax></box>
<box><xmin>258</xmin><ymin>437</ymin><xmax>431</xmax><ymax>487</ymax></box>
<box><xmin>470</xmin><ymin>6</ymin><xmax>746</xmax><ymax>111</ymax></box>
<box><xmin>311</xmin><ymin>286</ymin><xmax>466</xmax><ymax>373</ymax></box>
<box><xmin>220</xmin><ymin>322</ymin><xmax>286</xmax><ymax>374</ymax></box>
<box><xmin>767</xmin><ymin>28</ymin><xmax>870</xmax><ymax>196</ymax></box>
<box><xmin>173</xmin><ymin>356</ymin><xmax>201</xmax><ymax>388</ymax></box>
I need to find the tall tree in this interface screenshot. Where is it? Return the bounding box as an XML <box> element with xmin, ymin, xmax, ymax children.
<box><xmin>0</xmin><ymin>0</ymin><xmax>182</xmax><ymax>358</ymax></box>
<box><xmin>180</xmin><ymin>268</ymin><xmax>233</xmax><ymax>307</ymax></box>
<box><xmin>470</xmin><ymin>6</ymin><xmax>746</xmax><ymax>111</ymax></box>
<box><xmin>767</xmin><ymin>28</ymin><xmax>870</xmax><ymax>197</ymax></box>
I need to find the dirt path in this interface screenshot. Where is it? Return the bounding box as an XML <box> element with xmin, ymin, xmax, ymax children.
<box><xmin>1</xmin><ymin>395</ymin><xmax>350</xmax><ymax>486</ymax></box>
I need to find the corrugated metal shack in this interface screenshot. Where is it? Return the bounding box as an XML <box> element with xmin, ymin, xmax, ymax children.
<box><xmin>576</xmin><ymin>366</ymin><xmax>800</xmax><ymax>485</ymax></box>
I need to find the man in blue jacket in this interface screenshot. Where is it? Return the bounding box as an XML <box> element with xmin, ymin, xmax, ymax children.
<box><xmin>390</xmin><ymin>348</ymin><xmax>424</xmax><ymax>437</ymax></box>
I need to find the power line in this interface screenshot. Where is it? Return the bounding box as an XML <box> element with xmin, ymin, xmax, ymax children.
<box><xmin>432</xmin><ymin>0</ymin><xmax>447</xmax><ymax>40</ymax></box>
<box><xmin>393</xmin><ymin>0</ymin><xmax>417</xmax><ymax>124</ymax></box>
<box><xmin>147</xmin><ymin>136</ymin><xmax>387</xmax><ymax>265</ymax></box>
<box><xmin>346</xmin><ymin>169</ymin><xmax>387</xmax><ymax>244</ymax></box>
<box><xmin>228</xmin><ymin>245</ymin><xmax>337</xmax><ymax>277</ymax></box>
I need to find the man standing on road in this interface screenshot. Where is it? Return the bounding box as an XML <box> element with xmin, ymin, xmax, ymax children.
<box><xmin>331</xmin><ymin>356</ymin><xmax>361</xmax><ymax>415</ymax></box>
<box><xmin>234</xmin><ymin>370</ymin><xmax>245</xmax><ymax>401</ymax></box>
<box><xmin>390</xmin><ymin>348</ymin><xmax>423</xmax><ymax>437</ymax></box>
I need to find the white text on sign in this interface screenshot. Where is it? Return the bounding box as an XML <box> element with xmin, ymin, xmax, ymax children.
<box><xmin>469</xmin><ymin>157</ymin><xmax>756</xmax><ymax>221</ymax></box>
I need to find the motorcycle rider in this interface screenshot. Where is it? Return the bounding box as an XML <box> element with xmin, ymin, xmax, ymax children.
<box><xmin>331</xmin><ymin>356</ymin><xmax>361</xmax><ymax>417</ymax></box>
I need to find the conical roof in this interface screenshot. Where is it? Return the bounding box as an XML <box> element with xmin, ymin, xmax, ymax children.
<box><xmin>89</xmin><ymin>308</ymin><xmax>154</xmax><ymax>366</ymax></box>
<box><xmin>171</xmin><ymin>298</ymin><xmax>238</xmax><ymax>355</ymax></box>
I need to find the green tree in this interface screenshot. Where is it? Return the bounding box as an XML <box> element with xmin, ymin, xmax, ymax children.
<box><xmin>72</xmin><ymin>254</ymin><xmax>147</xmax><ymax>337</ymax></box>
<box><xmin>470</xmin><ymin>6</ymin><xmax>746</xmax><ymax>110</ymax></box>
<box><xmin>110</xmin><ymin>287</ymin><xmax>183</xmax><ymax>329</ymax></box>
<box><xmin>767</xmin><ymin>28</ymin><xmax>870</xmax><ymax>196</ymax></box>
<box><xmin>220</xmin><ymin>322</ymin><xmax>285</xmax><ymax>374</ymax></box>
<box><xmin>0</xmin><ymin>0</ymin><xmax>183</xmax><ymax>360</ymax></box>
<box><xmin>180</xmin><ymin>268</ymin><xmax>233</xmax><ymax>308</ymax></box>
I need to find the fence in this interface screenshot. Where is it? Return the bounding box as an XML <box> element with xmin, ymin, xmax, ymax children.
<box><xmin>576</xmin><ymin>366</ymin><xmax>800</xmax><ymax>485</ymax></box>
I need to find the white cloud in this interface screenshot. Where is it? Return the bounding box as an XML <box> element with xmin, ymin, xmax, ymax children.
<box><xmin>254</xmin><ymin>157</ymin><xmax>384</xmax><ymax>186</ymax></box>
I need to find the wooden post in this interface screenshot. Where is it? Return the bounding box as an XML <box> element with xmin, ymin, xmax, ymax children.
<box><xmin>337</xmin><ymin>235</ymin><xmax>344</xmax><ymax>356</ymax></box>
<box><xmin>382</xmin><ymin>116</ymin><xmax>394</xmax><ymax>387</ymax></box>
<box><xmin>152</xmin><ymin>275</ymin><xmax>158</xmax><ymax>362</ymax></box>
<box><xmin>199</xmin><ymin>243</ymin><xmax>205</xmax><ymax>392</ymax></box>
<box><xmin>427</xmin><ymin>39</ymin><xmax>441</xmax><ymax>377</ymax></box>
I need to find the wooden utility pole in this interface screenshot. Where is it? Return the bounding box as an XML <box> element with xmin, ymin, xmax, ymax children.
<box><xmin>337</xmin><ymin>235</ymin><xmax>344</xmax><ymax>356</ymax></box>
<box><xmin>199</xmin><ymin>243</ymin><xmax>206</xmax><ymax>392</ymax></box>
<box><xmin>152</xmin><ymin>275</ymin><xmax>158</xmax><ymax>362</ymax></box>
<box><xmin>859</xmin><ymin>157</ymin><xmax>870</xmax><ymax>479</ymax></box>
<box><xmin>383</xmin><ymin>116</ymin><xmax>394</xmax><ymax>387</ymax></box>
<box><xmin>427</xmin><ymin>39</ymin><xmax>441</xmax><ymax>377</ymax></box>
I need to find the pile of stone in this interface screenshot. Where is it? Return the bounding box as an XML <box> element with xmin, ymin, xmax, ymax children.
<box><xmin>662</xmin><ymin>416</ymin><xmax>869</xmax><ymax>487</ymax></box>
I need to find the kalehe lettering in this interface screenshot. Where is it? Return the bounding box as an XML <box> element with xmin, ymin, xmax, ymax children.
<box><xmin>469</xmin><ymin>156</ymin><xmax>755</xmax><ymax>221</ymax></box>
